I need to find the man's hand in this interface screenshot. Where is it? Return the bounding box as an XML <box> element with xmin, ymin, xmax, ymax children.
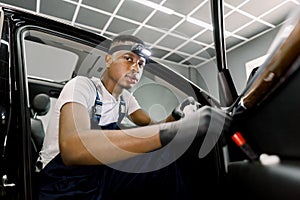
<box><xmin>160</xmin><ymin>105</ymin><xmax>232</xmax><ymax>147</ymax></box>
<box><xmin>171</xmin><ymin>96</ymin><xmax>201</xmax><ymax>120</ymax></box>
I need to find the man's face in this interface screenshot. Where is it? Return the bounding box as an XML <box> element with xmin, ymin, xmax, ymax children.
<box><xmin>106</xmin><ymin>49</ymin><xmax>146</xmax><ymax>89</ymax></box>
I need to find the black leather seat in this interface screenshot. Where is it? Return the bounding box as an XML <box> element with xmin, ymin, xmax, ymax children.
<box><xmin>30</xmin><ymin>93</ymin><xmax>50</xmax><ymax>171</ymax></box>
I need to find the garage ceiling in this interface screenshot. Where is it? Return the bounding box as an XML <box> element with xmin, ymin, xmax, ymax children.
<box><xmin>1</xmin><ymin>0</ymin><xmax>299</xmax><ymax>68</ymax></box>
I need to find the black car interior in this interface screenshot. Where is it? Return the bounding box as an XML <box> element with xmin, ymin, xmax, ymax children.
<box><xmin>30</xmin><ymin>93</ymin><xmax>50</xmax><ymax>170</ymax></box>
<box><xmin>222</xmin><ymin>14</ymin><xmax>300</xmax><ymax>198</ymax></box>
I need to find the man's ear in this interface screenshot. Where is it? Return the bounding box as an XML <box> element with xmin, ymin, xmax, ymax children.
<box><xmin>105</xmin><ymin>54</ymin><xmax>112</xmax><ymax>67</ymax></box>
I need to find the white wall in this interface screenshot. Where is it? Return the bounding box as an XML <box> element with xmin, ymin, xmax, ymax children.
<box><xmin>194</xmin><ymin>25</ymin><xmax>281</xmax><ymax>101</ymax></box>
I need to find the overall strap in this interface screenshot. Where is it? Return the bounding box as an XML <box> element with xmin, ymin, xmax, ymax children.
<box><xmin>118</xmin><ymin>95</ymin><xmax>126</xmax><ymax>125</ymax></box>
<box><xmin>91</xmin><ymin>86</ymin><xmax>102</xmax><ymax>129</ymax></box>
<box><xmin>90</xmin><ymin>79</ymin><xmax>126</xmax><ymax>129</ymax></box>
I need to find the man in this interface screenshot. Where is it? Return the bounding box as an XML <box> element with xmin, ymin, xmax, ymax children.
<box><xmin>37</xmin><ymin>34</ymin><xmax>231</xmax><ymax>200</ymax></box>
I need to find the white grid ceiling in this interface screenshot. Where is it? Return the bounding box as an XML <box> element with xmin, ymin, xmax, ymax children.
<box><xmin>2</xmin><ymin>0</ymin><xmax>299</xmax><ymax>68</ymax></box>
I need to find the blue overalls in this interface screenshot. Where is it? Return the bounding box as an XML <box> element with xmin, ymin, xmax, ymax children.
<box><xmin>38</xmin><ymin>87</ymin><xmax>188</xmax><ymax>200</ymax></box>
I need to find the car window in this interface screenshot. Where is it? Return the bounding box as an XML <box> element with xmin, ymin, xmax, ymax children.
<box><xmin>22</xmin><ymin>30</ymin><xmax>79</xmax><ymax>82</ymax></box>
<box><xmin>21</xmin><ymin>29</ymin><xmax>103</xmax><ymax>82</ymax></box>
<box><xmin>19</xmin><ymin>27</ymin><xmax>194</xmax><ymax>125</ymax></box>
<box><xmin>24</xmin><ymin>39</ymin><xmax>78</xmax><ymax>82</ymax></box>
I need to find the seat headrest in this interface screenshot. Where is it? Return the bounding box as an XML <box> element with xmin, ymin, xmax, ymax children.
<box><xmin>32</xmin><ymin>93</ymin><xmax>50</xmax><ymax>116</ymax></box>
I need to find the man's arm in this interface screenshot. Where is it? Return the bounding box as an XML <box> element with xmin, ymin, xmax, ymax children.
<box><xmin>59</xmin><ymin>102</ymin><xmax>161</xmax><ymax>166</ymax></box>
<box><xmin>59</xmin><ymin>102</ymin><xmax>232</xmax><ymax>167</ymax></box>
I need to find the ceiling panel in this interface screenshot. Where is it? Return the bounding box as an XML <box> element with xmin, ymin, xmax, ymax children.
<box><xmin>83</xmin><ymin>0</ymin><xmax>120</xmax><ymax>13</ymax></box>
<box><xmin>179</xmin><ymin>41</ymin><xmax>203</xmax><ymax>55</ymax></box>
<box><xmin>236</xmin><ymin>21</ymin><xmax>271</xmax><ymax>38</ymax></box>
<box><xmin>135</xmin><ymin>27</ymin><xmax>165</xmax><ymax>43</ymax></box>
<box><xmin>197</xmin><ymin>47</ymin><xmax>215</xmax><ymax>59</ymax></box>
<box><xmin>40</xmin><ymin>0</ymin><xmax>76</xmax><ymax>21</ymax></box>
<box><xmin>225</xmin><ymin>36</ymin><xmax>243</xmax><ymax>49</ymax></box>
<box><xmin>194</xmin><ymin>30</ymin><xmax>214</xmax><ymax>45</ymax></box>
<box><xmin>225</xmin><ymin>0</ymin><xmax>247</xmax><ymax>7</ymax></box>
<box><xmin>77</xmin><ymin>7</ymin><xmax>110</xmax><ymax>28</ymax></box>
<box><xmin>262</xmin><ymin>1</ymin><xmax>297</xmax><ymax>25</ymax></box>
<box><xmin>106</xmin><ymin>17</ymin><xmax>139</xmax><ymax>34</ymax></box>
<box><xmin>118</xmin><ymin>1</ymin><xmax>153</xmax><ymax>22</ymax></box>
<box><xmin>146</xmin><ymin>11</ymin><xmax>182</xmax><ymax>29</ymax></box>
<box><xmin>1</xmin><ymin>0</ymin><xmax>36</xmax><ymax>10</ymax></box>
<box><xmin>174</xmin><ymin>21</ymin><xmax>205</xmax><ymax>38</ymax></box>
<box><xmin>225</xmin><ymin>12</ymin><xmax>252</xmax><ymax>32</ymax></box>
<box><xmin>241</xmin><ymin>0</ymin><xmax>288</xmax><ymax>16</ymax></box>
<box><xmin>190</xmin><ymin>1</ymin><xmax>212</xmax><ymax>24</ymax></box>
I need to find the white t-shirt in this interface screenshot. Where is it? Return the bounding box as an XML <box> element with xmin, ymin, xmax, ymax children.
<box><xmin>38</xmin><ymin>76</ymin><xmax>141</xmax><ymax>168</ymax></box>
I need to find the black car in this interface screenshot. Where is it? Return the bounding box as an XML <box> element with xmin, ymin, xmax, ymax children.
<box><xmin>1</xmin><ymin>2</ymin><xmax>300</xmax><ymax>200</ymax></box>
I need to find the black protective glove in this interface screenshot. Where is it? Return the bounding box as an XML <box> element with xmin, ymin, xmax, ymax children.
<box><xmin>160</xmin><ymin>105</ymin><xmax>232</xmax><ymax>147</ymax></box>
<box><xmin>171</xmin><ymin>96</ymin><xmax>201</xmax><ymax>120</ymax></box>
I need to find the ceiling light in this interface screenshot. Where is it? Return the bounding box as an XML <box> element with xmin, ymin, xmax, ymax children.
<box><xmin>186</xmin><ymin>16</ymin><xmax>213</xmax><ymax>30</ymax></box>
<box><xmin>130</xmin><ymin>0</ymin><xmax>174</xmax><ymax>15</ymax></box>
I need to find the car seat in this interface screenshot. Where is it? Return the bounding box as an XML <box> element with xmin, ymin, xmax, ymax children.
<box><xmin>30</xmin><ymin>93</ymin><xmax>50</xmax><ymax>171</ymax></box>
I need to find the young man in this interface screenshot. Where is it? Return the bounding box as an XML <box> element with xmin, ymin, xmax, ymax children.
<box><xmin>37</xmin><ymin>34</ymin><xmax>231</xmax><ymax>200</ymax></box>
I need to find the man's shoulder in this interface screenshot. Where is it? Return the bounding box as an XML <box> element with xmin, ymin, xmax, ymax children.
<box><xmin>62</xmin><ymin>76</ymin><xmax>97</xmax><ymax>96</ymax></box>
<box><xmin>60</xmin><ymin>76</ymin><xmax>97</xmax><ymax>106</ymax></box>
<box><xmin>66</xmin><ymin>76</ymin><xmax>95</xmax><ymax>87</ymax></box>
<box><xmin>70</xmin><ymin>75</ymin><xmax>93</xmax><ymax>82</ymax></box>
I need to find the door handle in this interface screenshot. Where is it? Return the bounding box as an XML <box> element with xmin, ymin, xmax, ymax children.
<box><xmin>2</xmin><ymin>175</ymin><xmax>15</xmax><ymax>187</ymax></box>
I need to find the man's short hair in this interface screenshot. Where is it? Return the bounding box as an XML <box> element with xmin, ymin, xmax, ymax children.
<box><xmin>108</xmin><ymin>34</ymin><xmax>151</xmax><ymax>59</ymax></box>
<box><xmin>109</xmin><ymin>34</ymin><xmax>145</xmax><ymax>51</ymax></box>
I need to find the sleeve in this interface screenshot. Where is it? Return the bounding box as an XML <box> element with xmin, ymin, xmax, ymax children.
<box><xmin>122</xmin><ymin>90</ymin><xmax>141</xmax><ymax>115</ymax></box>
<box><xmin>56</xmin><ymin>76</ymin><xmax>96</xmax><ymax>112</ymax></box>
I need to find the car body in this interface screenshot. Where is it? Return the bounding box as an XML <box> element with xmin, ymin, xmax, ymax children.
<box><xmin>1</xmin><ymin>2</ymin><xmax>300</xmax><ymax>200</ymax></box>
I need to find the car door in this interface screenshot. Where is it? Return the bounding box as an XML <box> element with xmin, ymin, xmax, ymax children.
<box><xmin>0</xmin><ymin>7</ymin><xmax>33</xmax><ymax>200</ymax></box>
<box><xmin>0</xmin><ymin>6</ymin><xmax>107</xmax><ymax>199</ymax></box>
